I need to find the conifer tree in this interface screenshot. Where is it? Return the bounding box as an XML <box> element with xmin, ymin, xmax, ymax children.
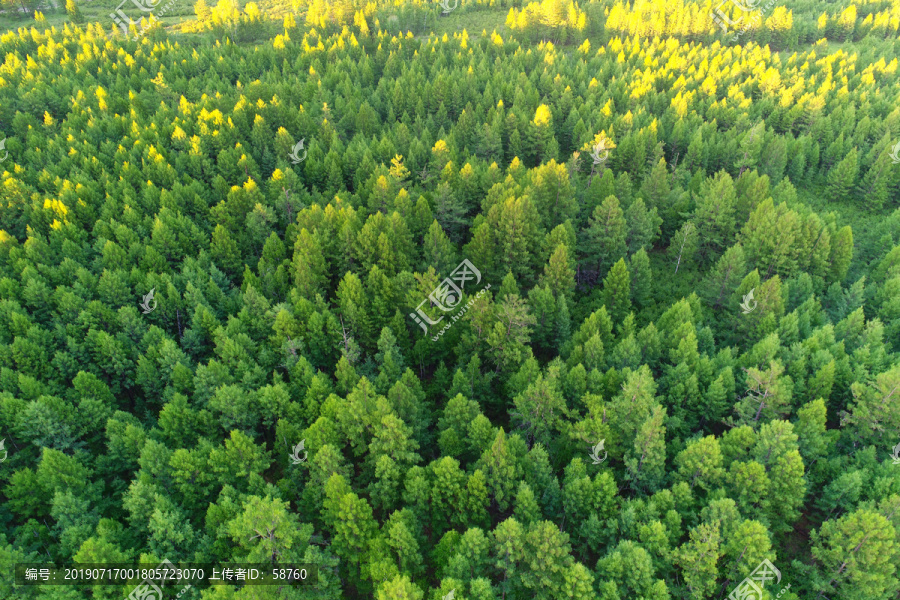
<box><xmin>826</xmin><ymin>148</ymin><xmax>859</xmax><ymax>201</ymax></box>
<box><xmin>601</xmin><ymin>258</ymin><xmax>632</xmax><ymax>323</ymax></box>
<box><xmin>582</xmin><ymin>195</ymin><xmax>627</xmax><ymax>283</ymax></box>
<box><xmin>625</xmin><ymin>197</ymin><xmax>662</xmax><ymax>254</ymax></box>
<box><xmin>628</xmin><ymin>247</ymin><xmax>653</xmax><ymax>308</ymax></box>
<box><xmin>625</xmin><ymin>405</ymin><xmax>667</xmax><ymax>494</ymax></box>
<box><xmin>65</xmin><ymin>0</ymin><xmax>83</xmax><ymax>23</ymax></box>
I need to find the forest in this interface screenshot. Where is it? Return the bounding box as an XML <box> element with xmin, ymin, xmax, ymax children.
<box><xmin>1</xmin><ymin>0</ymin><xmax>900</xmax><ymax>598</ymax></box>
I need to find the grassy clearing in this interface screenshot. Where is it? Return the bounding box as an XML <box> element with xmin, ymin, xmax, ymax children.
<box><xmin>428</xmin><ymin>7</ymin><xmax>507</xmax><ymax>37</ymax></box>
<box><xmin>0</xmin><ymin>0</ymin><xmax>193</xmax><ymax>35</ymax></box>
<box><xmin>0</xmin><ymin>1</ymin><xmax>507</xmax><ymax>39</ymax></box>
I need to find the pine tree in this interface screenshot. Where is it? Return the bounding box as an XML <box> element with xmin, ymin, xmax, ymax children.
<box><xmin>227</xmin><ymin>495</ymin><xmax>309</xmax><ymax>562</ymax></box>
<box><xmin>740</xmin><ymin>199</ymin><xmax>803</xmax><ymax>279</ymax></box>
<box><xmin>639</xmin><ymin>157</ymin><xmax>671</xmax><ymax>213</ymax></box>
<box><xmin>512</xmin><ymin>374</ymin><xmax>567</xmax><ymax>447</ymax></box>
<box><xmin>432</xmin><ymin>182</ymin><xmax>468</xmax><ymax>243</ymax></box>
<box><xmin>336</xmin><ymin>272</ymin><xmax>372</xmax><ymax>349</ymax></box>
<box><xmin>210</xmin><ymin>224</ymin><xmax>242</xmax><ymax>277</ymax></box>
<box><xmin>293</xmin><ymin>228</ymin><xmax>329</xmax><ymax>300</ymax></box>
<box><xmin>65</xmin><ymin>0</ymin><xmax>83</xmax><ymax>23</ymax></box>
<box><xmin>583</xmin><ymin>169</ymin><xmax>615</xmax><ymax>220</ymax></box>
<box><xmin>478</xmin><ymin>429</ymin><xmax>522</xmax><ymax>512</ymax></box>
<box><xmin>825</xmin><ymin>147</ymin><xmax>859</xmax><ymax>201</ymax></box>
<box><xmin>560</xmin><ymin>563</ymin><xmax>596</xmax><ymax>600</ymax></box>
<box><xmin>422</xmin><ymin>220</ymin><xmax>457</xmax><ymax>275</ymax></box>
<box><xmin>625</xmin><ymin>197</ymin><xmax>662</xmax><ymax>254</ymax></box>
<box><xmin>675</xmin><ymin>522</ymin><xmax>722</xmax><ymax>599</ymax></box>
<box><xmin>513</xmin><ymin>481</ymin><xmax>541</xmax><ymax>526</ymax></box>
<box><xmin>845</xmin><ymin>364</ymin><xmax>900</xmax><ymax>447</ymax></box>
<box><xmin>494</xmin><ymin>196</ymin><xmax>543</xmax><ymax>286</ymax></box>
<box><xmin>628</xmin><ymin>247</ymin><xmax>653</xmax><ymax>307</ymax></box>
<box><xmin>810</xmin><ymin>507</ymin><xmax>899</xmax><ymax>599</ymax></box>
<box><xmin>731</xmin><ymin>360</ymin><xmax>793</xmax><ymax>426</ymax></box>
<box><xmin>529</xmin><ymin>104</ymin><xmax>558</xmax><ymax>164</ymax></box>
<box><xmin>624</xmin><ymin>405</ymin><xmax>667</xmax><ymax>493</ymax></box>
<box><xmin>753</xmin><ymin>420</ymin><xmax>807</xmax><ymax>532</ymax></box>
<box><xmin>540</xmin><ymin>243</ymin><xmax>576</xmax><ymax>299</ymax></box>
<box><xmin>856</xmin><ymin>142</ymin><xmax>895</xmax><ymax>210</ymax></box>
<box><xmin>582</xmin><ymin>195</ymin><xmax>627</xmax><ymax>283</ymax></box>
<box><xmin>600</xmin><ymin>258</ymin><xmax>632</xmax><ymax>323</ymax></box>
<box><xmin>692</xmin><ymin>171</ymin><xmax>737</xmax><ymax>263</ymax></box>
<box><xmin>555</xmin><ymin>293</ymin><xmax>572</xmax><ymax>351</ymax></box>
<box><xmin>829</xmin><ymin>225</ymin><xmax>854</xmax><ymax>283</ymax></box>
<box><xmin>675</xmin><ymin>436</ymin><xmax>725</xmax><ymax>492</ymax></box>
<box><xmin>375</xmin><ymin>575</ymin><xmax>424</xmax><ymax>600</ymax></box>
<box><xmin>520</xmin><ymin>520</ymin><xmax>574</xmax><ymax>599</ymax></box>
<box><xmin>702</xmin><ymin>243</ymin><xmax>746</xmax><ymax>310</ymax></box>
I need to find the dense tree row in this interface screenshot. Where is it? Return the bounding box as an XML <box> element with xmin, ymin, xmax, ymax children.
<box><xmin>0</xmin><ymin>3</ymin><xmax>899</xmax><ymax>600</ymax></box>
<box><xmin>279</xmin><ymin>0</ymin><xmax>900</xmax><ymax>48</ymax></box>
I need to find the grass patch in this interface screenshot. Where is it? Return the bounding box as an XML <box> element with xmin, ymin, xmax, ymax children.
<box><xmin>0</xmin><ymin>0</ymin><xmax>195</xmax><ymax>35</ymax></box>
<box><xmin>430</xmin><ymin>7</ymin><xmax>507</xmax><ymax>36</ymax></box>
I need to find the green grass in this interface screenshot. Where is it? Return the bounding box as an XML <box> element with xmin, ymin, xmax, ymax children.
<box><xmin>0</xmin><ymin>0</ymin><xmax>194</xmax><ymax>35</ymax></box>
<box><xmin>429</xmin><ymin>7</ymin><xmax>507</xmax><ymax>37</ymax></box>
<box><xmin>0</xmin><ymin>3</ymin><xmax>63</xmax><ymax>32</ymax></box>
<box><xmin>0</xmin><ymin>1</ymin><xmax>506</xmax><ymax>39</ymax></box>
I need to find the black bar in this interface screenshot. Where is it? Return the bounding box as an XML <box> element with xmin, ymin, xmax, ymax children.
<box><xmin>14</xmin><ymin>564</ymin><xmax>318</xmax><ymax>586</ymax></box>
